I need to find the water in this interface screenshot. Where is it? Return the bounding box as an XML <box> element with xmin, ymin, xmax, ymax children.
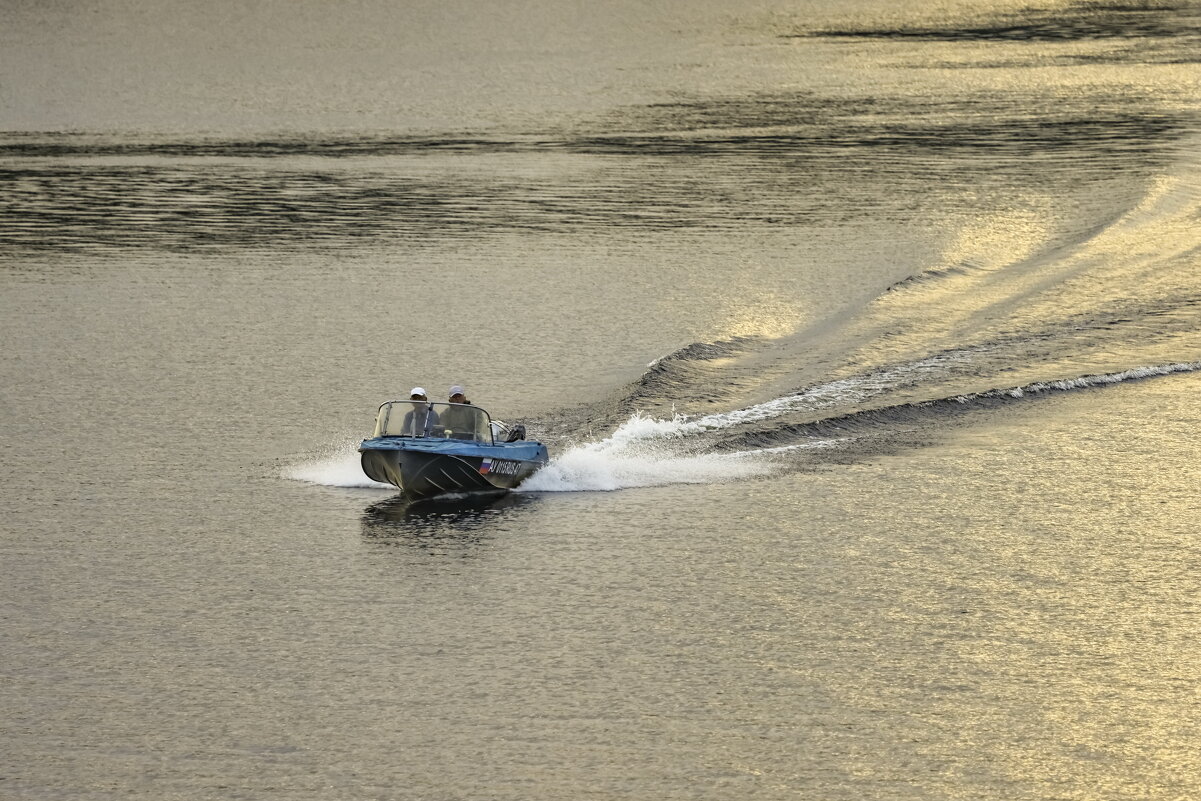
<box><xmin>3</xmin><ymin>1</ymin><xmax>1201</xmax><ymax>798</ymax></box>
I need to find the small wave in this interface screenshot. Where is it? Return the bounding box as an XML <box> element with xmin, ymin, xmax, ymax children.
<box><xmin>0</xmin><ymin>133</ymin><xmax>525</xmax><ymax>159</ymax></box>
<box><xmin>645</xmin><ymin>337</ymin><xmax>756</xmax><ymax>368</ymax></box>
<box><xmin>964</xmin><ymin>360</ymin><xmax>1201</xmax><ymax>402</ymax></box>
<box><xmin>798</xmin><ymin>3</ymin><xmax>1201</xmax><ymax>45</ymax></box>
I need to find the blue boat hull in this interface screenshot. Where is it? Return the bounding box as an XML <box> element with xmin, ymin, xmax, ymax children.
<box><xmin>359</xmin><ymin>437</ymin><xmax>548</xmax><ymax>499</ymax></box>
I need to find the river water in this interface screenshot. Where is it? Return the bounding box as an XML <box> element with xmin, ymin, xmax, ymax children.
<box><xmin>2</xmin><ymin>1</ymin><xmax>1200</xmax><ymax>799</ymax></box>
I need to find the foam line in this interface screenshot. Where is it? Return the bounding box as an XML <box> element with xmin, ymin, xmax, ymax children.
<box><xmin>960</xmin><ymin>361</ymin><xmax>1201</xmax><ymax>402</ymax></box>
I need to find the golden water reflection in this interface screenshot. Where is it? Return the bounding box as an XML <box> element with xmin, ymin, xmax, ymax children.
<box><xmin>737</xmin><ymin>372</ymin><xmax>1201</xmax><ymax>798</ymax></box>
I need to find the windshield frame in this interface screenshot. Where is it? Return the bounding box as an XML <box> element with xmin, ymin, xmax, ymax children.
<box><xmin>372</xmin><ymin>400</ymin><xmax>495</xmax><ymax>444</ymax></box>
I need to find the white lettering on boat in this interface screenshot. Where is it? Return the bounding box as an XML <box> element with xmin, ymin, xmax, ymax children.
<box><xmin>487</xmin><ymin>459</ymin><xmax>522</xmax><ymax>476</ymax></box>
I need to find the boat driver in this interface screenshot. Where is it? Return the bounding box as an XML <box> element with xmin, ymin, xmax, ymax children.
<box><xmin>440</xmin><ymin>384</ymin><xmax>478</xmax><ymax>439</ymax></box>
<box><xmin>400</xmin><ymin>387</ymin><xmax>439</xmax><ymax>437</ymax></box>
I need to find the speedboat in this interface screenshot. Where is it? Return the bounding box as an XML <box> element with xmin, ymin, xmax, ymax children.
<box><xmin>359</xmin><ymin>400</ymin><xmax>549</xmax><ymax>500</ymax></box>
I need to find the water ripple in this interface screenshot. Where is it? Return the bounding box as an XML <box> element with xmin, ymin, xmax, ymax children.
<box><xmin>1</xmin><ymin>105</ymin><xmax>1187</xmax><ymax>258</ymax></box>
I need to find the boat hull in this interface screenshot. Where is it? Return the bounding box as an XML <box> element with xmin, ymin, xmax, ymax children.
<box><xmin>359</xmin><ymin>437</ymin><xmax>548</xmax><ymax>500</ymax></box>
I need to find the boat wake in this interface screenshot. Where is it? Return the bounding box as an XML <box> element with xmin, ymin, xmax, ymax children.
<box><xmin>287</xmin><ymin>359</ymin><xmax>1201</xmax><ymax>495</ymax></box>
<box><xmin>528</xmin><ymin>358</ymin><xmax>1201</xmax><ymax>491</ymax></box>
<box><xmin>517</xmin><ymin>413</ymin><xmax>782</xmax><ymax>493</ymax></box>
<box><xmin>703</xmin><ymin>359</ymin><xmax>1201</xmax><ymax>454</ymax></box>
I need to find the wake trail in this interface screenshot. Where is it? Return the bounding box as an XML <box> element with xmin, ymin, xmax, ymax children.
<box><xmin>527</xmin><ymin>359</ymin><xmax>1201</xmax><ymax>490</ymax></box>
<box><xmin>284</xmin><ymin>360</ymin><xmax>1201</xmax><ymax>494</ymax></box>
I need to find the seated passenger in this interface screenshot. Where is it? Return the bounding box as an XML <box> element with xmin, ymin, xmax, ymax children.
<box><xmin>440</xmin><ymin>384</ymin><xmax>478</xmax><ymax>439</ymax></box>
<box><xmin>400</xmin><ymin>387</ymin><xmax>440</xmax><ymax>436</ymax></box>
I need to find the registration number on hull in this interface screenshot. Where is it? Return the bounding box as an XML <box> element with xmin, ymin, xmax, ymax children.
<box><xmin>480</xmin><ymin>458</ymin><xmax>522</xmax><ymax>476</ymax></box>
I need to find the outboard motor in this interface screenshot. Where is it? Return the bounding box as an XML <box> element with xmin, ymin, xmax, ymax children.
<box><xmin>505</xmin><ymin>424</ymin><xmax>526</xmax><ymax>442</ymax></box>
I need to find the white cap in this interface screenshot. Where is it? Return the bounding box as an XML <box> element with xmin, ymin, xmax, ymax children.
<box><xmin>409</xmin><ymin>387</ymin><xmax>427</xmax><ymax>397</ymax></box>
<box><xmin>449</xmin><ymin>385</ymin><xmax>465</xmax><ymax>397</ymax></box>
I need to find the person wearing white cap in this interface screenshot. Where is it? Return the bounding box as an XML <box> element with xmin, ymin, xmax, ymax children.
<box><xmin>400</xmin><ymin>387</ymin><xmax>439</xmax><ymax>437</ymax></box>
<box><xmin>441</xmin><ymin>384</ymin><xmax>476</xmax><ymax>438</ymax></box>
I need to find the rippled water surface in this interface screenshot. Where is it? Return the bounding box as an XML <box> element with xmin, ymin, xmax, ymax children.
<box><xmin>3</xmin><ymin>1</ymin><xmax>1201</xmax><ymax>799</ymax></box>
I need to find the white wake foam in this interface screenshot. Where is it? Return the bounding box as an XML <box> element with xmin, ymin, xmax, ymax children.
<box><xmin>523</xmin><ymin>359</ymin><xmax>1201</xmax><ymax>493</ymax></box>
<box><xmin>519</xmin><ymin>411</ymin><xmax>788</xmax><ymax>493</ymax></box>
<box><xmin>605</xmin><ymin>352</ymin><xmax>977</xmax><ymax>446</ymax></box>
<box><xmin>283</xmin><ymin>442</ymin><xmax>391</xmax><ymax>489</ymax></box>
<box><xmin>961</xmin><ymin>361</ymin><xmax>1201</xmax><ymax>402</ymax></box>
<box><xmin>614</xmin><ymin>356</ymin><xmax>1201</xmax><ymax>447</ymax></box>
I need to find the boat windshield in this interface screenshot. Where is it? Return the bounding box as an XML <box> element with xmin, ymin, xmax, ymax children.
<box><xmin>372</xmin><ymin>401</ymin><xmax>494</xmax><ymax>443</ymax></box>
